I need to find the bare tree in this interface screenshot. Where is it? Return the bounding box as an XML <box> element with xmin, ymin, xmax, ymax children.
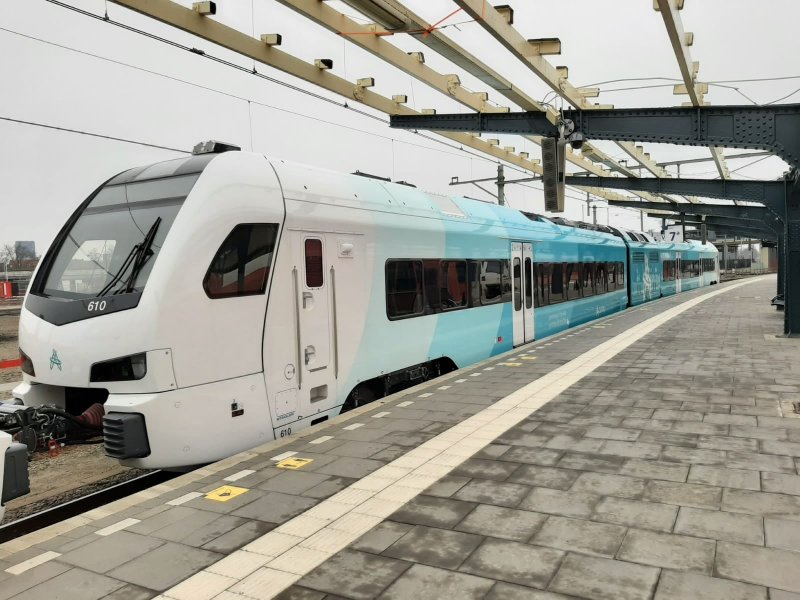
<box><xmin>0</xmin><ymin>244</ymin><xmax>14</xmax><ymax>267</ymax></box>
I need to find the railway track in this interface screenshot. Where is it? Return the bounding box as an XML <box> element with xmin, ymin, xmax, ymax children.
<box><xmin>0</xmin><ymin>469</ymin><xmax>178</xmax><ymax>543</ymax></box>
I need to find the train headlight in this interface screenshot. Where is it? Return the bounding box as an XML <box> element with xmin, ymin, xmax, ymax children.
<box><xmin>19</xmin><ymin>349</ymin><xmax>35</xmax><ymax>377</ymax></box>
<box><xmin>90</xmin><ymin>353</ymin><xmax>147</xmax><ymax>382</ymax></box>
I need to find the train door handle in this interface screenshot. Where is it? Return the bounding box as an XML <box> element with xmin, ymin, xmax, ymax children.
<box><xmin>304</xmin><ymin>346</ymin><xmax>315</xmax><ymax>365</ymax></box>
<box><xmin>302</xmin><ymin>291</ymin><xmax>313</xmax><ymax>309</ymax></box>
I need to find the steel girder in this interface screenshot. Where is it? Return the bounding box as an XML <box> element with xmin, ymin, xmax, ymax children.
<box><xmin>564</xmin><ymin>176</ymin><xmax>786</xmax><ymax>214</ymax></box>
<box><xmin>391</xmin><ymin>105</ymin><xmax>800</xmax><ymax>335</ymax></box>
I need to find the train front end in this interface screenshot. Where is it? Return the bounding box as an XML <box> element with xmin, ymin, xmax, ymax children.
<box><xmin>11</xmin><ymin>145</ymin><xmax>286</xmax><ymax>468</ymax></box>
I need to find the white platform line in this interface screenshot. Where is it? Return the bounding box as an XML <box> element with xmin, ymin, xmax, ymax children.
<box><xmin>372</xmin><ymin>412</ymin><xmax>391</xmax><ymax>419</ymax></box>
<box><xmin>158</xmin><ymin>279</ymin><xmax>758</xmax><ymax>599</ymax></box>
<box><xmin>95</xmin><ymin>518</ymin><xmax>140</xmax><ymax>537</ymax></box>
<box><xmin>396</xmin><ymin>401</ymin><xmax>414</xmax><ymax>408</ymax></box>
<box><xmin>167</xmin><ymin>492</ymin><xmax>204</xmax><ymax>506</ymax></box>
<box><xmin>224</xmin><ymin>470</ymin><xmax>257</xmax><ymax>482</ymax></box>
<box><xmin>5</xmin><ymin>551</ymin><xmax>61</xmax><ymax>575</ymax></box>
<box><xmin>308</xmin><ymin>436</ymin><xmax>334</xmax><ymax>445</ymax></box>
<box><xmin>270</xmin><ymin>451</ymin><xmax>297</xmax><ymax>461</ymax></box>
<box><xmin>342</xmin><ymin>423</ymin><xmax>364</xmax><ymax>430</ymax></box>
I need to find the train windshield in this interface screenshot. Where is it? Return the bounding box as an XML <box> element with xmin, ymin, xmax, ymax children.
<box><xmin>39</xmin><ymin>174</ymin><xmax>199</xmax><ymax>299</ymax></box>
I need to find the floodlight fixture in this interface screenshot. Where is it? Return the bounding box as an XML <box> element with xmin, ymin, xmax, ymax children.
<box><xmin>192</xmin><ymin>1</ymin><xmax>216</xmax><ymax>15</ymax></box>
<box><xmin>314</xmin><ymin>59</ymin><xmax>333</xmax><ymax>69</ymax></box>
<box><xmin>260</xmin><ymin>33</ymin><xmax>282</xmax><ymax>46</ymax></box>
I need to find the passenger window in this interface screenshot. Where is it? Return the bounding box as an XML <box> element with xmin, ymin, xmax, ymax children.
<box><xmin>305</xmin><ymin>239</ymin><xmax>324</xmax><ymax>288</ymax></box>
<box><xmin>617</xmin><ymin>262</ymin><xmax>626</xmax><ymax>289</ymax></box>
<box><xmin>566</xmin><ymin>263</ymin><xmax>581</xmax><ymax>299</ymax></box>
<box><xmin>479</xmin><ymin>260</ymin><xmax>503</xmax><ymax>304</ymax></box>
<box><xmin>440</xmin><ymin>260</ymin><xmax>468</xmax><ymax>310</ymax></box>
<box><xmin>550</xmin><ymin>263</ymin><xmax>565</xmax><ymax>304</ymax></box>
<box><xmin>500</xmin><ymin>260</ymin><xmax>513</xmax><ymax>302</ymax></box>
<box><xmin>513</xmin><ymin>257</ymin><xmax>522</xmax><ymax>311</ymax></box>
<box><xmin>386</xmin><ymin>260</ymin><xmax>424</xmax><ymax>318</ymax></box>
<box><xmin>423</xmin><ymin>259</ymin><xmax>441</xmax><ymax>313</ymax></box>
<box><xmin>582</xmin><ymin>263</ymin><xmax>595</xmax><ymax>298</ymax></box>
<box><xmin>524</xmin><ymin>257</ymin><xmax>533</xmax><ymax>309</ymax></box>
<box><xmin>538</xmin><ymin>263</ymin><xmax>550</xmax><ymax>306</ymax></box>
<box><xmin>595</xmin><ymin>263</ymin><xmax>607</xmax><ymax>294</ymax></box>
<box><xmin>204</xmin><ymin>224</ymin><xmax>279</xmax><ymax>299</ymax></box>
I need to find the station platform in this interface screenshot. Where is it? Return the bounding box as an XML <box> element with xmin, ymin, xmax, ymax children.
<box><xmin>1</xmin><ymin>275</ymin><xmax>798</xmax><ymax>600</ymax></box>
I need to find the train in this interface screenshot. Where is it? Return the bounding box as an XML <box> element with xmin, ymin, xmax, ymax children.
<box><xmin>6</xmin><ymin>142</ymin><xmax>719</xmax><ymax>469</ymax></box>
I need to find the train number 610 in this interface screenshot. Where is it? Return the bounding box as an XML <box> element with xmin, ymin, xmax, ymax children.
<box><xmin>87</xmin><ymin>300</ymin><xmax>107</xmax><ymax>312</ymax></box>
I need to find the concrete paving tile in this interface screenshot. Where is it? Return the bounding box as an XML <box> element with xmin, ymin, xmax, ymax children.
<box><xmin>674</xmin><ymin>507</ymin><xmax>764</xmax><ymax>545</ymax></box>
<box><xmin>533</xmin><ymin>516</ymin><xmax>626</xmax><ymax>557</ymax></box>
<box><xmin>593</xmin><ymin>497</ymin><xmax>678</xmax><ymax>532</ymax></box>
<box><xmin>764</xmin><ymin>517</ymin><xmax>800</xmax><ymax>551</ymax></box>
<box><xmin>697</xmin><ymin>435</ymin><xmax>758</xmax><ymax>453</ymax></box>
<box><xmin>704</xmin><ymin>414</ymin><xmax>758</xmax><ymax>427</ymax></box>
<box><xmin>722</xmin><ymin>489</ymin><xmax>800</xmax><ymax>520</ymax></box>
<box><xmin>508</xmin><ymin>465</ymin><xmax>579</xmax><ymax>491</ymax></box>
<box><xmin>570</xmin><ymin>472</ymin><xmax>646</xmax><ymax>499</ymax></box>
<box><xmin>474</xmin><ymin>444</ymin><xmax>511</xmax><ymax>459</ymax></box>
<box><xmin>58</xmin><ymin>530</ymin><xmax>165</xmax><ymax>573</ymax></box>
<box><xmin>422</xmin><ymin>475</ymin><xmax>470</xmax><ymax>498</ymax></box>
<box><xmin>638</xmin><ymin>431</ymin><xmax>698</xmax><ymax>448</ymax></box>
<box><xmin>257</xmin><ymin>472</ymin><xmax>332</xmax><ymax>495</ymax></box>
<box><xmin>618</xmin><ymin>529</ymin><xmax>716</xmax><ymax>573</ymax></box>
<box><xmin>619</xmin><ymin>459</ymin><xmax>689</xmax><ymax>482</ymax></box>
<box><xmin>660</xmin><ymin>446</ymin><xmax>726</xmax><ymax>465</ymax></box>
<box><xmin>458</xmin><ymin>539</ymin><xmax>563</xmax><ymax>589</ymax></box>
<box><xmin>274</xmin><ymin>587</ymin><xmax>326</xmax><ymax>600</ymax></box>
<box><xmin>103</xmin><ymin>583</ymin><xmax>158</xmax><ymax>600</ymax></box>
<box><xmin>687</xmin><ymin>465</ymin><xmax>760</xmax><ymax>491</ymax></box>
<box><xmin>761</xmin><ymin>472</ymin><xmax>800</xmax><ymax>495</ymax></box>
<box><xmin>351</xmin><ymin>521</ymin><xmax>413</xmax><ymax>554</ymax></box>
<box><xmin>484</xmin><ymin>582</ymin><xmax>574</xmax><ymax>599</ymax></box>
<box><xmin>500</xmin><ymin>447</ymin><xmax>563</xmax><ymax>466</ymax></box>
<box><xmin>108</xmin><ymin>543</ymin><xmax>222</xmax><ymax>591</ymax></box>
<box><xmin>8</xmin><ymin>567</ymin><xmax>126</xmax><ymax>600</ymax></box>
<box><xmin>644</xmin><ymin>480</ymin><xmax>722</xmax><ymax>510</ymax></box>
<box><xmin>302</xmin><ymin>477</ymin><xmax>357</xmax><ymax>500</ymax></box>
<box><xmin>378</xmin><ymin>563</ymin><xmax>494</xmax><ymax>600</ymax></box>
<box><xmin>455</xmin><ymin>504</ymin><xmax>547</xmax><ymax>542</ymax></box>
<box><xmin>762</xmin><ymin>439</ymin><xmax>800</xmax><ymax>457</ymax></box>
<box><xmin>327</xmin><ymin>441</ymin><xmax>391</xmax><ymax>459</ymax></box>
<box><xmin>653</xmin><ymin>570</ymin><xmax>767</xmax><ymax>600</ymax></box>
<box><xmin>453</xmin><ymin>479</ymin><xmax>530</xmax><ymax>507</ymax></box>
<box><xmin>770</xmin><ymin>591</ymin><xmax>800</xmax><ymax>600</ymax></box>
<box><xmin>653</xmin><ymin>409</ymin><xmax>703</xmax><ymax>422</ymax></box>
<box><xmin>716</xmin><ymin>541</ymin><xmax>800</xmax><ymax>592</ymax></box>
<box><xmin>548</xmin><ymin>553</ymin><xmax>659</xmax><ymax>600</ymax></box>
<box><xmin>545</xmin><ymin>435</ymin><xmax>604</xmax><ymax>453</ymax></box>
<box><xmin>621</xmin><ymin>418</ymin><xmax>673</xmax><ymax>432</ymax></box>
<box><xmin>671</xmin><ymin>422</ymin><xmax>729</xmax><ymax>436</ymax></box>
<box><xmin>726</xmin><ymin>451</ymin><xmax>797</xmax><ymax>473</ymax></box>
<box><xmin>314</xmin><ymin>457</ymin><xmax>385</xmax><ymax>479</ymax></box>
<box><xmin>758</xmin><ymin>417</ymin><xmax>800</xmax><ymax>430</ymax></box>
<box><xmin>451</xmin><ymin>458</ymin><xmax>519</xmax><ymax>481</ymax></box>
<box><xmin>201</xmin><ymin>519</ymin><xmax>275</xmax><ymax>554</ymax></box>
<box><xmin>152</xmin><ymin>512</ymin><xmax>241</xmax><ymax>546</ymax></box>
<box><xmin>519</xmin><ymin>488</ymin><xmax>601</xmax><ymax>519</ymax></box>
<box><xmin>585</xmin><ymin>427</ymin><xmax>640</xmax><ymax>443</ymax></box>
<box><xmin>383</xmin><ymin>525</ymin><xmax>483</xmax><ymax>570</ymax></box>
<box><xmin>556</xmin><ymin>452</ymin><xmax>625</xmax><ymax>473</ymax></box>
<box><xmin>231</xmin><ymin>492</ymin><xmax>317</xmax><ymax>524</ymax></box>
<box><xmin>388</xmin><ymin>495</ymin><xmax>476</xmax><ymax>528</ymax></box>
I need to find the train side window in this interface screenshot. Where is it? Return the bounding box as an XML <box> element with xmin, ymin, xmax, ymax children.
<box><xmin>582</xmin><ymin>263</ymin><xmax>595</xmax><ymax>298</ymax></box>
<box><xmin>532</xmin><ymin>262</ymin><xmax>541</xmax><ymax>307</ymax></box>
<box><xmin>538</xmin><ymin>263</ymin><xmax>550</xmax><ymax>306</ymax></box>
<box><xmin>204</xmin><ymin>223</ymin><xmax>279</xmax><ymax>299</ymax></box>
<box><xmin>617</xmin><ymin>262</ymin><xmax>625</xmax><ymax>289</ymax></box>
<box><xmin>422</xmin><ymin>259</ymin><xmax>441</xmax><ymax>314</ymax></box>
<box><xmin>595</xmin><ymin>262</ymin><xmax>607</xmax><ymax>294</ymax></box>
<box><xmin>500</xmin><ymin>260</ymin><xmax>513</xmax><ymax>303</ymax></box>
<box><xmin>478</xmin><ymin>260</ymin><xmax>503</xmax><ymax>304</ymax></box>
<box><xmin>524</xmin><ymin>257</ymin><xmax>533</xmax><ymax>309</ymax></box>
<box><xmin>566</xmin><ymin>263</ymin><xmax>581</xmax><ymax>300</ymax></box>
<box><xmin>304</xmin><ymin>238</ymin><xmax>324</xmax><ymax>288</ymax></box>
<box><xmin>550</xmin><ymin>263</ymin><xmax>564</xmax><ymax>304</ymax></box>
<box><xmin>441</xmin><ymin>260</ymin><xmax>468</xmax><ymax>310</ymax></box>
<box><xmin>513</xmin><ymin>257</ymin><xmax>522</xmax><ymax>311</ymax></box>
<box><xmin>386</xmin><ymin>260</ymin><xmax>424</xmax><ymax>319</ymax></box>
<box><xmin>468</xmin><ymin>260</ymin><xmax>481</xmax><ymax>306</ymax></box>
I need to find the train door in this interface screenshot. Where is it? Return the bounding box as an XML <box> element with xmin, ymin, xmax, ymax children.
<box><xmin>294</xmin><ymin>234</ymin><xmax>337</xmax><ymax>420</ymax></box>
<box><xmin>675</xmin><ymin>252</ymin><xmax>682</xmax><ymax>293</ymax></box>
<box><xmin>511</xmin><ymin>242</ymin><xmax>535</xmax><ymax>346</ymax></box>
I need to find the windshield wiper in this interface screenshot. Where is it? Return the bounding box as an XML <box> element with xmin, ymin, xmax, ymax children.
<box><xmin>123</xmin><ymin>216</ymin><xmax>162</xmax><ymax>293</ymax></box>
<box><xmin>96</xmin><ymin>243</ymin><xmax>141</xmax><ymax>297</ymax></box>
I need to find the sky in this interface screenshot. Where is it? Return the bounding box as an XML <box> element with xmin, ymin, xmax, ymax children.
<box><xmin>2</xmin><ymin>0</ymin><xmax>799</xmax><ymax>252</ymax></box>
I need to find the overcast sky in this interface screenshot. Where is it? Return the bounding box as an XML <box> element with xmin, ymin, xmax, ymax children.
<box><xmin>3</xmin><ymin>0</ymin><xmax>799</xmax><ymax>252</ymax></box>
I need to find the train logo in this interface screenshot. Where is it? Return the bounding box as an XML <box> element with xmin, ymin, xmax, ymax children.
<box><xmin>49</xmin><ymin>349</ymin><xmax>62</xmax><ymax>371</ymax></box>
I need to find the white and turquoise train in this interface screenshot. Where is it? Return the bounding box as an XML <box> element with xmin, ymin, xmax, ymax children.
<box><xmin>10</xmin><ymin>143</ymin><xmax>719</xmax><ymax>469</ymax></box>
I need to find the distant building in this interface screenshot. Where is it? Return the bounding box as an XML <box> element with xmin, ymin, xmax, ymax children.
<box><xmin>14</xmin><ymin>241</ymin><xmax>35</xmax><ymax>260</ymax></box>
